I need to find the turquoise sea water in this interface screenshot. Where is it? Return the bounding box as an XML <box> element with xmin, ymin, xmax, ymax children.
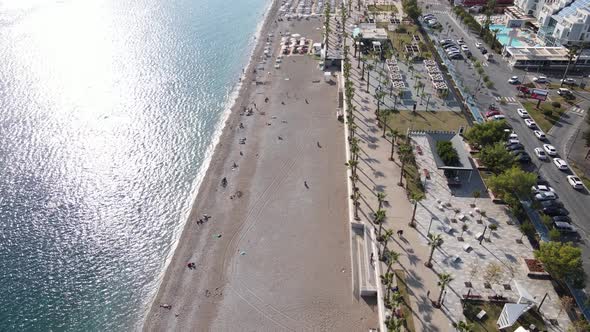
<box><xmin>0</xmin><ymin>0</ymin><xmax>269</xmax><ymax>329</ymax></box>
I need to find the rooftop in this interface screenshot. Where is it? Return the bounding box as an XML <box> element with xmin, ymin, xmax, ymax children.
<box><xmin>554</xmin><ymin>0</ymin><xmax>590</xmax><ymax>23</ymax></box>
<box><xmin>504</xmin><ymin>46</ymin><xmax>571</xmax><ymax>61</ymax></box>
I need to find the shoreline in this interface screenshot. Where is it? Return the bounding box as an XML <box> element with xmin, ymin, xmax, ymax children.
<box><xmin>142</xmin><ymin>0</ymin><xmax>280</xmax><ymax>328</ymax></box>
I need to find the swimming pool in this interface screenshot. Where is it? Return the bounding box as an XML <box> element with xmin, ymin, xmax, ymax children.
<box><xmin>490</xmin><ymin>24</ymin><xmax>524</xmax><ymax>47</ymax></box>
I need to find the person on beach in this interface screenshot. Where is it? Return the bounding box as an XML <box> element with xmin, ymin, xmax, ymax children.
<box><xmin>221</xmin><ymin>177</ymin><xmax>227</xmax><ymax>187</ymax></box>
<box><xmin>317</xmin><ymin>141</ymin><xmax>321</xmax><ymax>148</ymax></box>
<box><xmin>304</xmin><ymin>181</ymin><xmax>309</xmax><ymax>189</ymax></box>
<box><xmin>370</xmin><ymin>253</ymin><xmax>374</xmax><ymax>266</ymax></box>
<box><xmin>397</xmin><ymin>230</ymin><xmax>404</xmax><ymax>237</ymax></box>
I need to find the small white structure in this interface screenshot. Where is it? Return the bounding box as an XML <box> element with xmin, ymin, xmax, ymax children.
<box><xmin>497</xmin><ymin>303</ymin><xmax>532</xmax><ymax>329</ymax></box>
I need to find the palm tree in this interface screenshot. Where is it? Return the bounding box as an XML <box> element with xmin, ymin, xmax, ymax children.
<box><xmin>409</xmin><ymin>193</ymin><xmax>424</xmax><ymax>227</ymax></box>
<box><xmin>397</xmin><ymin>143</ymin><xmax>413</xmax><ymax>186</ymax></box>
<box><xmin>380</xmin><ymin>272</ymin><xmax>395</xmax><ymax>299</ymax></box>
<box><xmin>374</xmin><ymin>209</ymin><xmax>386</xmax><ymax>238</ymax></box>
<box><xmin>375</xmin><ymin>91</ymin><xmax>386</xmax><ymax>124</ymax></box>
<box><xmin>353</xmin><ymin>33</ymin><xmax>361</xmax><ymax>59</ymax></box>
<box><xmin>491</xmin><ymin>28</ymin><xmax>500</xmax><ymax>48</ymax></box>
<box><xmin>324</xmin><ymin>3</ymin><xmax>332</xmax><ymax>56</ymax></box>
<box><xmin>456</xmin><ymin>320</ymin><xmax>474</xmax><ymax>332</ymax></box>
<box><xmin>436</xmin><ymin>272</ymin><xmax>453</xmax><ymax>307</ymax></box>
<box><xmin>461</xmin><ymin>224</ymin><xmax>469</xmax><ymax>238</ymax></box>
<box><xmin>360</xmin><ymin>55</ymin><xmax>367</xmax><ymax>75</ymax></box>
<box><xmin>366</xmin><ymin>63</ymin><xmax>374</xmax><ymax>93</ymax></box>
<box><xmin>377</xmin><ymin>192</ymin><xmax>387</xmax><ymax>210</ymax></box>
<box><xmin>388</xmin><ymin>129</ymin><xmax>399</xmax><ymax>161</ymax></box>
<box><xmin>385</xmin><ymin>250</ymin><xmax>400</xmax><ymax>274</ymax></box>
<box><xmin>425</xmin><ymin>233</ymin><xmax>443</xmax><ymax>268</ymax></box>
<box><xmin>471</xmin><ymin>190</ymin><xmax>481</xmax><ymax>207</ymax></box>
<box><xmin>352</xmin><ymin>190</ymin><xmax>361</xmax><ymax>220</ymax></box>
<box><xmin>379</xmin><ymin>229</ymin><xmax>394</xmax><ymax>253</ymax></box>
<box><xmin>345</xmin><ymin>159</ymin><xmax>358</xmax><ymax>179</ymax></box>
<box><xmin>350</xmin><ymin>142</ymin><xmax>360</xmax><ymax>162</ymax></box>
<box><xmin>560</xmin><ymin>46</ymin><xmax>579</xmax><ymax>87</ymax></box>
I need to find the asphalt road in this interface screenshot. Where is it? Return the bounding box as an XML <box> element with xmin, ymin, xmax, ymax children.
<box><xmin>421</xmin><ymin>0</ymin><xmax>590</xmax><ymax>298</ymax></box>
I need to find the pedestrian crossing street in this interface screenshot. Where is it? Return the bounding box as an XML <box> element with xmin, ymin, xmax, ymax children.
<box><xmin>570</xmin><ymin>106</ymin><xmax>586</xmax><ymax>115</ymax></box>
<box><xmin>495</xmin><ymin>96</ymin><xmax>517</xmax><ymax>103</ymax></box>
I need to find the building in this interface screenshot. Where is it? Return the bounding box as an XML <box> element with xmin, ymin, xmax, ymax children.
<box><xmin>502</xmin><ymin>45</ymin><xmax>590</xmax><ymax>68</ymax></box>
<box><xmin>536</xmin><ymin>0</ymin><xmax>590</xmax><ymax>45</ymax></box>
<box><xmin>515</xmin><ymin>0</ymin><xmax>548</xmax><ymax>17</ymax></box>
<box><xmin>455</xmin><ymin>0</ymin><xmax>514</xmax><ymax>7</ymax></box>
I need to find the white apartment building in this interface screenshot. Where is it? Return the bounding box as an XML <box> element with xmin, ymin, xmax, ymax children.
<box><xmin>535</xmin><ymin>0</ymin><xmax>590</xmax><ymax>45</ymax></box>
<box><xmin>515</xmin><ymin>0</ymin><xmax>547</xmax><ymax>17</ymax></box>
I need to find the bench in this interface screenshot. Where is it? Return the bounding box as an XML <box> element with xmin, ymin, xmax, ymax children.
<box><xmin>462</xmin><ymin>294</ymin><xmax>482</xmax><ymax>299</ymax></box>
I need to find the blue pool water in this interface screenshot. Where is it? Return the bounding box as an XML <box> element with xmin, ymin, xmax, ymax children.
<box><xmin>490</xmin><ymin>24</ymin><xmax>524</xmax><ymax>47</ymax></box>
<box><xmin>0</xmin><ymin>0</ymin><xmax>269</xmax><ymax>330</ymax></box>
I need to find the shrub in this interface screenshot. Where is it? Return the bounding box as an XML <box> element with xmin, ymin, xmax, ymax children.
<box><xmin>551</xmin><ymin>101</ymin><xmax>561</xmax><ymax>108</ymax></box>
<box><xmin>549</xmin><ymin>228</ymin><xmax>561</xmax><ymax>241</ymax></box>
<box><xmin>485</xmin><ymin>81</ymin><xmax>494</xmax><ymax>88</ymax></box>
<box><xmin>395</xmin><ymin>26</ymin><xmax>407</xmax><ymax>33</ymax></box>
<box><xmin>543</xmin><ymin>109</ymin><xmax>553</xmax><ymax>117</ymax></box>
<box><xmin>436</xmin><ymin>140</ymin><xmax>460</xmax><ymax>166</ymax></box>
<box><xmin>483</xmin><ymin>75</ymin><xmax>490</xmax><ymax>82</ymax></box>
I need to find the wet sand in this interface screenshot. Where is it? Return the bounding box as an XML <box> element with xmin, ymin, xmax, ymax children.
<box><xmin>143</xmin><ymin>4</ymin><xmax>377</xmax><ymax>331</ymax></box>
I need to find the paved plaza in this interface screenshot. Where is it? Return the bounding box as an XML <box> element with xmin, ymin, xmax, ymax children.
<box><xmin>410</xmin><ymin>132</ymin><xmax>571</xmax><ymax>330</ymax></box>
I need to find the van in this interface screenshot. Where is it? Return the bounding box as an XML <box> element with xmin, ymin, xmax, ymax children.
<box><xmin>557</xmin><ymin>88</ymin><xmax>572</xmax><ymax>96</ymax></box>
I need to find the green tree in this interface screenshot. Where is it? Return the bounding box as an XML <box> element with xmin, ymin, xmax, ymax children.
<box><xmin>463</xmin><ymin>120</ymin><xmax>510</xmax><ymax>147</ymax></box>
<box><xmin>487</xmin><ymin>166</ymin><xmax>537</xmax><ymax>199</ymax></box>
<box><xmin>402</xmin><ymin>0</ymin><xmax>422</xmax><ymax>21</ymax></box>
<box><xmin>410</xmin><ymin>192</ymin><xmax>425</xmax><ymax>227</ymax></box>
<box><xmin>374</xmin><ymin>209</ymin><xmax>387</xmax><ymax>238</ymax></box>
<box><xmin>323</xmin><ymin>3</ymin><xmax>332</xmax><ymax>55</ymax></box>
<box><xmin>568</xmin><ymin>319</ymin><xmax>590</xmax><ymax>332</ymax></box>
<box><xmin>472</xmin><ymin>190</ymin><xmax>481</xmax><ymax>206</ymax></box>
<box><xmin>425</xmin><ymin>233</ymin><xmax>443</xmax><ymax>267</ymax></box>
<box><xmin>377</xmin><ymin>192</ymin><xmax>387</xmax><ymax>211</ymax></box>
<box><xmin>366</xmin><ymin>63</ymin><xmax>374</xmax><ymax>93</ymax></box>
<box><xmin>436</xmin><ymin>141</ymin><xmax>460</xmax><ymax>166</ymax></box>
<box><xmin>549</xmin><ymin>228</ymin><xmax>561</xmax><ymax>241</ymax></box>
<box><xmin>384</xmin><ymin>250</ymin><xmax>400</xmax><ymax>274</ymax></box>
<box><xmin>479</xmin><ymin>142</ymin><xmax>515</xmax><ymax>174</ymax></box>
<box><xmin>388</xmin><ymin>128</ymin><xmax>399</xmax><ymax>161</ymax></box>
<box><xmin>398</xmin><ymin>143</ymin><xmax>413</xmax><ymax>186</ymax></box>
<box><xmin>379</xmin><ymin>229</ymin><xmax>394</xmax><ymax>253</ymax></box>
<box><xmin>436</xmin><ymin>273</ymin><xmax>453</xmax><ymax>306</ymax></box>
<box><xmin>456</xmin><ymin>320</ymin><xmax>475</xmax><ymax>332</ymax></box>
<box><xmin>534</xmin><ymin>241</ymin><xmax>586</xmax><ymax>286</ymax></box>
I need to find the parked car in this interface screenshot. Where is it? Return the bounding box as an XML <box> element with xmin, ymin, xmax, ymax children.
<box><xmin>517</xmin><ymin>108</ymin><xmax>529</xmax><ymax>118</ymax></box>
<box><xmin>561</xmin><ymin>78</ymin><xmax>576</xmax><ymax>85</ymax></box>
<box><xmin>481</xmin><ymin>48</ymin><xmax>488</xmax><ymax>55</ymax></box>
<box><xmin>524</xmin><ymin>119</ymin><xmax>537</xmax><ymax>128</ymax></box>
<box><xmin>457</xmin><ymin>39</ymin><xmax>465</xmax><ymax>45</ymax></box>
<box><xmin>553</xmin><ymin>215</ymin><xmax>572</xmax><ymax>223</ymax></box>
<box><xmin>531</xmin><ymin>184</ymin><xmax>555</xmax><ymax>194</ymax></box>
<box><xmin>552</xmin><ymin>158</ymin><xmax>569</xmax><ymax>170</ymax></box>
<box><xmin>533</xmin><ymin>76</ymin><xmax>548</xmax><ymax>83</ymax></box>
<box><xmin>554</xmin><ymin>221</ymin><xmax>576</xmax><ymax>233</ymax></box>
<box><xmin>567</xmin><ymin>175</ymin><xmax>584</xmax><ymax>189</ymax></box>
<box><xmin>508</xmin><ymin>132</ymin><xmax>518</xmax><ymax>140</ymax></box>
<box><xmin>486</xmin><ymin>110</ymin><xmax>501</xmax><ymax>117</ymax></box>
<box><xmin>461</xmin><ymin>45</ymin><xmax>469</xmax><ymax>52</ymax></box>
<box><xmin>531</xmin><ymin>185</ymin><xmax>555</xmax><ymax>194</ymax></box>
<box><xmin>542</xmin><ymin>207</ymin><xmax>569</xmax><ymax>216</ymax></box>
<box><xmin>516</xmin><ymin>153</ymin><xmax>531</xmax><ymax>162</ymax></box>
<box><xmin>557</xmin><ymin>88</ymin><xmax>572</xmax><ymax>96</ymax></box>
<box><xmin>475</xmin><ymin>42</ymin><xmax>482</xmax><ymax>48</ymax></box>
<box><xmin>506</xmin><ymin>143</ymin><xmax>524</xmax><ymax>151</ymax></box>
<box><xmin>535</xmin><ymin>191</ymin><xmax>558</xmax><ymax>201</ymax></box>
<box><xmin>508</xmin><ymin>76</ymin><xmax>520</xmax><ymax>84</ymax></box>
<box><xmin>540</xmin><ymin>200</ymin><xmax>564</xmax><ymax>208</ymax></box>
<box><xmin>491</xmin><ymin>114</ymin><xmax>505</xmax><ymax>121</ymax></box>
<box><xmin>449</xmin><ymin>53</ymin><xmax>463</xmax><ymax>60</ymax></box>
<box><xmin>543</xmin><ymin>144</ymin><xmax>557</xmax><ymax>156</ymax></box>
<box><xmin>534</xmin><ymin>148</ymin><xmax>548</xmax><ymax>160</ymax></box>
<box><xmin>506</xmin><ymin>138</ymin><xmax>520</xmax><ymax>145</ymax></box>
<box><xmin>510</xmin><ymin>149</ymin><xmax>526</xmax><ymax>155</ymax></box>
<box><xmin>534</xmin><ymin>130</ymin><xmax>547</xmax><ymax>140</ymax></box>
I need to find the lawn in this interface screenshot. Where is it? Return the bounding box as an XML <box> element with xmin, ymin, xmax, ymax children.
<box><xmin>384</xmin><ymin>110</ymin><xmax>469</xmax><ymax>133</ymax></box>
<box><xmin>368</xmin><ymin>4</ymin><xmax>398</xmax><ymax>12</ymax></box>
<box><xmin>522</xmin><ymin>101</ymin><xmax>567</xmax><ymax>132</ymax></box>
<box><xmin>403</xmin><ymin>158</ymin><xmax>425</xmax><ymax>198</ymax></box>
<box><xmin>464</xmin><ymin>301</ymin><xmax>546</xmax><ymax>332</ymax></box>
<box><xmin>394</xmin><ymin>269</ymin><xmax>416</xmax><ymax>332</ymax></box>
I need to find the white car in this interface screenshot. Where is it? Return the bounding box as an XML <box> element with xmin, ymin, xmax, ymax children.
<box><xmin>557</xmin><ymin>88</ymin><xmax>572</xmax><ymax>96</ymax></box>
<box><xmin>543</xmin><ymin>144</ymin><xmax>557</xmax><ymax>156</ymax></box>
<box><xmin>492</xmin><ymin>114</ymin><xmax>506</xmax><ymax>121</ymax></box>
<box><xmin>533</xmin><ymin>76</ymin><xmax>548</xmax><ymax>83</ymax></box>
<box><xmin>524</xmin><ymin>119</ymin><xmax>537</xmax><ymax>128</ymax></box>
<box><xmin>534</xmin><ymin>130</ymin><xmax>547</xmax><ymax>140</ymax></box>
<box><xmin>535</xmin><ymin>191</ymin><xmax>558</xmax><ymax>201</ymax></box>
<box><xmin>567</xmin><ymin>175</ymin><xmax>584</xmax><ymax>189</ymax></box>
<box><xmin>517</xmin><ymin>108</ymin><xmax>529</xmax><ymax>118</ymax></box>
<box><xmin>461</xmin><ymin>44</ymin><xmax>469</xmax><ymax>52</ymax></box>
<box><xmin>553</xmin><ymin>158</ymin><xmax>569</xmax><ymax>170</ymax></box>
<box><xmin>507</xmin><ymin>138</ymin><xmax>520</xmax><ymax>145</ymax></box>
<box><xmin>531</xmin><ymin>185</ymin><xmax>555</xmax><ymax>194</ymax></box>
<box><xmin>457</xmin><ymin>39</ymin><xmax>465</xmax><ymax>45</ymax></box>
<box><xmin>508</xmin><ymin>76</ymin><xmax>520</xmax><ymax>84</ymax></box>
<box><xmin>561</xmin><ymin>78</ymin><xmax>575</xmax><ymax>85</ymax></box>
<box><xmin>509</xmin><ymin>132</ymin><xmax>518</xmax><ymax>140</ymax></box>
<box><xmin>534</xmin><ymin>147</ymin><xmax>548</xmax><ymax>160</ymax></box>
<box><xmin>475</xmin><ymin>42</ymin><xmax>482</xmax><ymax>49</ymax></box>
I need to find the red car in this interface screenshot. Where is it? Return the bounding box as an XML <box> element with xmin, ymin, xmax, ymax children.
<box><xmin>517</xmin><ymin>85</ymin><xmax>530</xmax><ymax>94</ymax></box>
<box><xmin>486</xmin><ymin>110</ymin><xmax>501</xmax><ymax>118</ymax></box>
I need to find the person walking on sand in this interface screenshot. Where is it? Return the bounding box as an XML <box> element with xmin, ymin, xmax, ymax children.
<box><xmin>304</xmin><ymin>181</ymin><xmax>309</xmax><ymax>189</ymax></box>
<box><xmin>370</xmin><ymin>253</ymin><xmax>374</xmax><ymax>266</ymax></box>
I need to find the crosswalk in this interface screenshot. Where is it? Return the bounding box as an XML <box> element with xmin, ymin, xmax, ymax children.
<box><xmin>570</xmin><ymin>106</ymin><xmax>586</xmax><ymax>115</ymax></box>
<box><xmin>482</xmin><ymin>62</ymin><xmax>489</xmax><ymax>67</ymax></box>
<box><xmin>495</xmin><ymin>96</ymin><xmax>517</xmax><ymax>103</ymax></box>
<box><xmin>429</xmin><ymin>10</ymin><xmax>447</xmax><ymax>14</ymax></box>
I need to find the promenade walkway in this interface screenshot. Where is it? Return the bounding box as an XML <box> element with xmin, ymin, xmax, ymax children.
<box><xmin>343</xmin><ymin>11</ymin><xmax>454</xmax><ymax>331</ymax></box>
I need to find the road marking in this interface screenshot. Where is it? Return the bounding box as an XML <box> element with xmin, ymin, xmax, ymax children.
<box><xmin>570</xmin><ymin>106</ymin><xmax>585</xmax><ymax>114</ymax></box>
<box><xmin>495</xmin><ymin>96</ymin><xmax>517</xmax><ymax>103</ymax></box>
<box><xmin>482</xmin><ymin>62</ymin><xmax>489</xmax><ymax>67</ymax></box>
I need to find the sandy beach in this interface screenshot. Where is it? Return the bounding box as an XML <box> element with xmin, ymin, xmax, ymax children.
<box><xmin>143</xmin><ymin>1</ymin><xmax>378</xmax><ymax>331</ymax></box>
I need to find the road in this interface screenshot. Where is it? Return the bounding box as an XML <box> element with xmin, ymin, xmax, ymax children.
<box><xmin>420</xmin><ymin>0</ymin><xmax>590</xmax><ymax>301</ymax></box>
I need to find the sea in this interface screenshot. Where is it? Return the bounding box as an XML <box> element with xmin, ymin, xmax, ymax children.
<box><xmin>0</xmin><ymin>0</ymin><xmax>269</xmax><ymax>329</ymax></box>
